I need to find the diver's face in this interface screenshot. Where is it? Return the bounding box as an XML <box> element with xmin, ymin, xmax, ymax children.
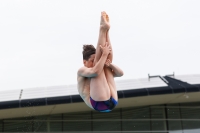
<box><xmin>84</xmin><ymin>54</ymin><xmax>95</xmax><ymax>68</ymax></box>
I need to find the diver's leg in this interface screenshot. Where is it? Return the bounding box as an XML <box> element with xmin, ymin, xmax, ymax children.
<box><xmin>106</xmin><ymin>30</ymin><xmax>113</xmax><ymax>62</ymax></box>
<box><xmin>104</xmin><ymin>30</ymin><xmax>118</xmax><ymax>101</ymax></box>
<box><xmin>90</xmin><ymin>11</ymin><xmax>110</xmax><ymax>101</ymax></box>
<box><xmin>91</xmin><ymin>11</ymin><xmax>117</xmax><ymax>101</ymax></box>
<box><xmin>93</xmin><ymin>11</ymin><xmax>110</xmax><ymax>65</ymax></box>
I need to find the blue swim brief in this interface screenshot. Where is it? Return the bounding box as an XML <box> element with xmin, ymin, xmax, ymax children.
<box><xmin>90</xmin><ymin>97</ymin><xmax>118</xmax><ymax>112</ymax></box>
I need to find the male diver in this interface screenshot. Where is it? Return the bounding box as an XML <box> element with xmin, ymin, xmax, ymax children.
<box><xmin>77</xmin><ymin>11</ymin><xmax>124</xmax><ymax>112</ymax></box>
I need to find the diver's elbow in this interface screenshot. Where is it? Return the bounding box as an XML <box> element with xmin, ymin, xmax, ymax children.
<box><xmin>90</xmin><ymin>71</ymin><xmax>98</xmax><ymax>78</ymax></box>
<box><xmin>121</xmin><ymin>71</ymin><xmax>124</xmax><ymax>76</ymax></box>
<box><xmin>118</xmin><ymin>71</ymin><xmax>124</xmax><ymax>77</ymax></box>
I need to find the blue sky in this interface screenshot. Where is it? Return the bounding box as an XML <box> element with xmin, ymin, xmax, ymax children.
<box><xmin>0</xmin><ymin>0</ymin><xmax>200</xmax><ymax>91</ymax></box>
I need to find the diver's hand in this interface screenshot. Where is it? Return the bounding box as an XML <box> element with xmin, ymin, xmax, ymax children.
<box><xmin>105</xmin><ymin>59</ymin><xmax>111</xmax><ymax>67</ymax></box>
<box><xmin>100</xmin><ymin>42</ymin><xmax>111</xmax><ymax>56</ymax></box>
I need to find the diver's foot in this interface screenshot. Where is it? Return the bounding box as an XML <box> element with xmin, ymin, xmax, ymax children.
<box><xmin>100</xmin><ymin>11</ymin><xmax>110</xmax><ymax>30</ymax></box>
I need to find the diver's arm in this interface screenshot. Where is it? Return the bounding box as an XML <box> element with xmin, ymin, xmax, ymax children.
<box><xmin>109</xmin><ymin>63</ymin><xmax>124</xmax><ymax>77</ymax></box>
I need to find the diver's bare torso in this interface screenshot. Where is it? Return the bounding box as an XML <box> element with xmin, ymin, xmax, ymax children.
<box><xmin>77</xmin><ymin>74</ymin><xmax>93</xmax><ymax>108</ymax></box>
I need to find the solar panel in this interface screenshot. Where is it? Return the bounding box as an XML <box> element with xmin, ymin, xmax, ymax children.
<box><xmin>115</xmin><ymin>77</ymin><xmax>168</xmax><ymax>91</ymax></box>
<box><xmin>173</xmin><ymin>74</ymin><xmax>200</xmax><ymax>84</ymax></box>
<box><xmin>1</xmin><ymin>74</ymin><xmax>200</xmax><ymax>101</ymax></box>
<box><xmin>0</xmin><ymin>89</ymin><xmax>21</xmax><ymax>102</ymax></box>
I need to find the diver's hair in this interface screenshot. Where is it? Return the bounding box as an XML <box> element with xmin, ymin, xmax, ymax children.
<box><xmin>82</xmin><ymin>44</ymin><xmax>96</xmax><ymax>60</ymax></box>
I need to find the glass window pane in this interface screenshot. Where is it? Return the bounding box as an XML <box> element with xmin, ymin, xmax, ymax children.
<box><xmin>122</xmin><ymin>106</ymin><xmax>150</xmax><ymax>131</ymax></box>
<box><xmin>33</xmin><ymin>115</ymin><xmax>48</xmax><ymax>132</ymax></box>
<box><xmin>49</xmin><ymin>114</ymin><xmax>62</xmax><ymax>132</ymax></box>
<box><xmin>151</xmin><ymin>106</ymin><xmax>167</xmax><ymax>133</ymax></box>
<box><xmin>35</xmin><ymin>121</ymin><xmax>47</xmax><ymax>132</ymax></box>
<box><xmin>0</xmin><ymin>120</ymin><xmax>2</xmax><ymax>132</ymax></box>
<box><xmin>167</xmin><ymin>104</ymin><xmax>182</xmax><ymax>133</ymax></box>
<box><xmin>63</xmin><ymin>111</ymin><xmax>91</xmax><ymax>131</ymax></box>
<box><xmin>92</xmin><ymin>109</ymin><xmax>121</xmax><ymax>131</ymax></box>
<box><xmin>180</xmin><ymin>105</ymin><xmax>200</xmax><ymax>133</ymax></box>
<box><xmin>4</xmin><ymin>118</ymin><xmax>33</xmax><ymax>132</ymax></box>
